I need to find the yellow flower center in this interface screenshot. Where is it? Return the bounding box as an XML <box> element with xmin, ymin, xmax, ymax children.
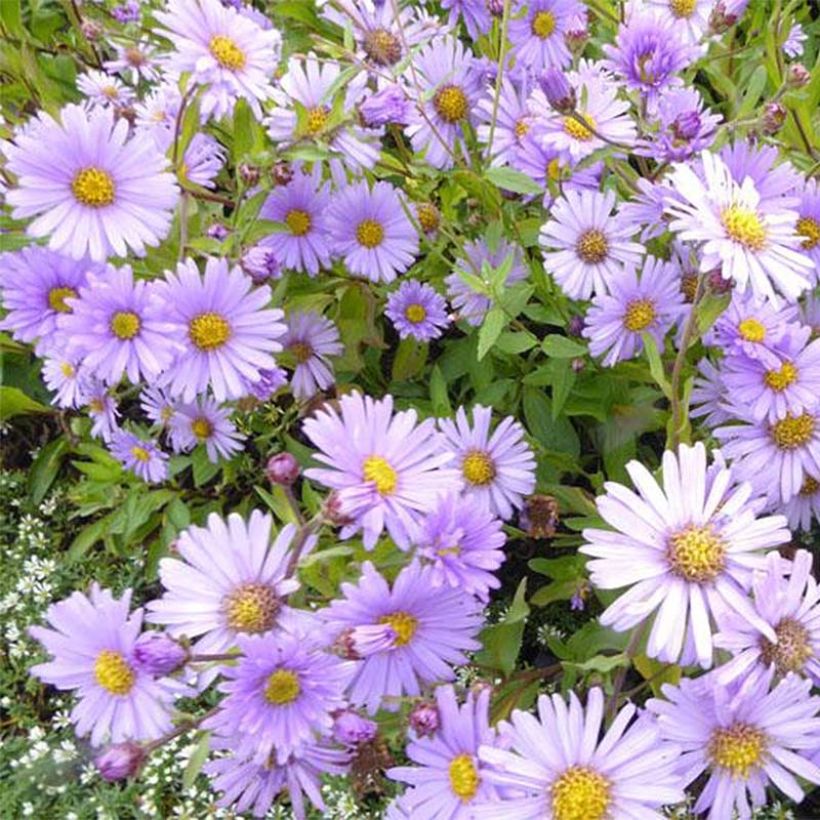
<box><xmin>48</xmin><ymin>286</ymin><xmax>77</xmax><ymax>313</ymax></box>
<box><xmin>264</xmin><ymin>669</ymin><xmax>301</xmax><ymax>705</ymax></box>
<box><xmin>760</xmin><ymin>617</ymin><xmax>812</xmax><ymax>676</ymax></box>
<box><xmin>417</xmin><ymin>203</ymin><xmax>440</xmax><ymax>232</ymax></box>
<box><xmin>379</xmin><ymin>611</ymin><xmax>418</xmax><ymax>646</ymax></box>
<box><xmin>531</xmin><ymin>10</ymin><xmax>556</xmax><ymax>38</ymax></box>
<box><xmin>130</xmin><ymin>445</ymin><xmax>151</xmax><ymax>462</ymax></box>
<box><xmin>404</xmin><ymin>304</ymin><xmax>427</xmax><ymax>324</ymax></box>
<box><xmin>102</xmin><ymin>85</ymin><xmax>119</xmax><ymax>99</ymax></box>
<box><xmin>433</xmin><ymin>84</ymin><xmax>469</xmax><ymax>124</ymax></box>
<box><xmin>669</xmin><ymin>0</ymin><xmax>697</xmax><ymax>17</ymax></box>
<box><xmin>356</xmin><ymin>218</ymin><xmax>385</xmax><ymax>249</ymax></box>
<box><xmin>110</xmin><ymin>310</ymin><xmax>141</xmax><ymax>340</ymax></box>
<box><xmin>449</xmin><ymin>754</ymin><xmax>480</xmax><ymax>801</ymax></box>
<box><xmin>125</xmin><ymin>47</ymin><xmax>146</xmax><ymax>66</ymax></box>
<box><xmin>771</xmin><ymin>412</ymin><xmax>815</xmax><ymax>450</ymax></box>
<box><xmin>575</xmin><ymin>228</ymin><xmax>609</xmax><ymax>263</ymax></box>
<box><xmin>721</xmin><ymin>205</ymin><xmax>767</xmax><ymax>251</ymax></box>
<box><xmin>94</xmin><ymin>650</ymin><xmax>136</xmax><ymax>696</ymax></box>
<box><xmin>547</xmin><ymin>158</ymin><xmax>562</xmax><ymax>181</ymax></box>
<box><xmin>709</xmin><ymin>723</ymin><xmax>766</xmax><ymax>778</ymax></box>
<box><xmin>362</xmin><ymin>455</ymin><xmax>397</xmax><ymax>495</ymax></box>
<box><xmin>563</xmin><ymin>114</ymin><xmax>596</xmax><ymax>141</ymax></box>
<box><xmin>738</xmin><ymin>317</ymin><xmax>766</xmax><ymax>343</ymax></box>
<box><xmin>209</xmin><ymin>34</ymin><xmax>246</xmax><ymax>71</ymax></box>
<box><xmin>60</xmin><ymin>362</ymin><xmax>75</xmax><ymax>377</ymax></box>
<box><xmin>667</xmin><ymin>524</ymin><xmax>726</xmax><ymax>583</ymax></box>
<box><xmin>681</xmin><ymin>273</ymin><xmax>699</xmax><ymax>302</ymax></box>
<box><xmin>189</xmin><ymin>312</ymin><xmax>231</xmax><ymax>351</ymax></box>
<box><xmin>89</xmin><ymin>398</ymin><xmax>104</xmax><ymax>413</ymax></box>
<box><xmin>796</xmin><ymin>216</ymin><xmax>820</xmax><ymax>250</ymax></box>
<box><xmin>190</xmin><ymin>417</ymin><xmax>213</xmax><ymax>440</ymax></box>
<box><xmin>286</xmin><ymin>209</ymin><xmax>312</xmax><ymax>236</ymax></box>
<box><xmin>305</xmin><ymin>106</ymin><xmax>328</xmax><ymax>135</ymax></box>
<box><xmin>224</xmin><ymin>583</ymin><xmax>280</xmax><ymax>634</ymax></box>
<box><xmin>623</xmin><ymin>298</ymin><xmax>656</xmax><ymax>332</ymax></box>
<box><xmin>289</xmin><ymin>341</ymin><xmax>313</xmax><ymax>364</ymax></box>
<box><xmin>763</xmin><ymin>361</ymin><xmax>798</xmax><ymax>391</ymax></box>
<box><xmin>515</xmin><ymin>118</ymin><xmax>531</xmax><ymax>139</ymax></box>
<box><xmin>462</xmin><ymin>449</ymin><xmax>496</xmax><ymax>486</ymax></box>
<box><xmin>362</xmin><ymin>27</ymin><xmax>402</xmax><ymax>65</ymax></box>
<box><xmin>551</xmin><ymin>766</ymin><xmax>611</xmax><ymax>820</ymax></box>
<box><xmin>800</xmin><ymin>475</ymin><xmax>820</xmax><ymax>496</ymax></box>
<box><xmin>71</xmin><ymin>167</ymin><xmax>115</xmax><ymax>207</ymax></box>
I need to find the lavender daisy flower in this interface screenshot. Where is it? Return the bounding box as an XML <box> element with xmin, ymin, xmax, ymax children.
<box><xmin>438</xmin><ymin>404</ymin><xmax>536</xmax><ymax>521</ymax></box>
<box><xmin>110</xmin><ymin>430</ymin><xmax>169</xmax><ymax>483</ymax></box>
<box><xmin>282</xmin><ymin>311</ymin><xmax>342</xmax><ymax>400</ymax></box>
<box><xmin>77</xmin><ymin>70</ymin><xmax>135</xmax><ymax>109</ymax></box>
<box><xmin>179</xmin><ymin>133</ymin><xmax>224</xmax><ymax>189</ymax></box>
<box><xmin>385</xmin><ymin>279</ymin><xmax>450</xmax><ymax>342</ymax></box>
<box><xmin>441</xmin><ymin>0</ymin><xmax>492</xmax><ymax>40</ymax></box>
<box><xmin>580</xmin><ymin>443</ymin><xmax>790</xmax><ymax>667</ymax></box>
<box><xmin>720</xmin><ymin>141</ymin><xmax>803</xmax><ymax>208</ymax></box>
<box><xmin>327</xmin><ymin>180</ymin><xmax>418</xmax><ymax>284</ymax></box>
<box><xmin>243</xmin><ymin>366</ymin><xmax>288</xmax><ymax>401</ymax></box>
<box><xmin>478</xmin><ymin>687</ymin><xmax>685</xmax><ymax>819</ymax></box>
<box><xmin>796</xmin><ymin>178</ymin><xmax>820</xmax><ymax>271</ymax></box>
<box><xmin>42</xmin><ymin>355</ymin><xmax>90</xmax><ymax>408</ymax></box>
<box><xmin>86</xmin><ymin>382</ymin><xmax>120</xmax><ymax>442</ymax></box>
<box><xmin>646</xmin><ymin>0</ymin><xmax>713</xmax><ymax>41</ymax></box>
<box><xmin>322</xmin><ymin>560</ymin><xmax>484</xmax><ymax>714</ymax></box>
<box><xmin>29</xmin><ymin>584</ymin><xmax>187</xmax><ymax>746</ymax></box>
<box><xmin>134</xmin><ymin>84</ymin><xmax>183</xmax><ymax>150</ymax></box>
<box><xmin>783</xmin><ymin>22</ymin><xmax>807</xmax><ymax>58</ymax></box>
<box><xmin>111</xmin><ymin>0</ymin><xmax>140</xmax><ymax>23</ymax></box>
<box><xmin>169</xmin><ymin>396</ymin><xmax>245</xmax><ymax>462</ymax></box>
<box><xmin>476</xmin><ymin>76</ymin><xmax>534</xmax><ymax>168</ymax></box>
<box><xmin>387</xmin><ymin>685</ymin><xmax>504</xmax><ymax>816</ymax></box>
<box><xmin>147</xmin><ymin>512</ymin><xmax>308</xmax><ymax>655</ymax></box>
<box><xmin>104</xmin><ymin>42</ymin><xmax>160</xmax><ymax>83</ymax></box>
<box><xmin>360</xmin><ymin>84</ymin><xmax>411</xmax><ymax>127</ymax></box>
<box><xmin>140</xmin><ymin>386</ymin><xmax>179</xmax><ymax>428</ymax></box>
<box><xmin>539</xmin><ymin>188</ymin><xmax>644</xmax><ymax>300</ymax></box>
<box><xmin>691</xmin><ymin>358</ymin><xmax>734</xmax><ymax>429</ymax></box>
<box><xmin>156</xmin><ymin>257</ymin><xmax>286</xmax><ymax>402</ymax></box>
<box><xmin>259</xmin><ymin>166</ymin><xmax>332</xmax><ymax>276</ymax></box>
<box><xmin>508</xmin><ymin>0</ymin><xmax>583</xmax><ymax>72</ymax></box>
<box><xmin>5</xmin><ymin>104</ymin><xmax>178</xmax><ymax>261</ymax></box>
<box><xmin>619</xmin><ymin>177</ymin><xmax>672</xmax><ymax>242</ymax></box>
<box><xmin>303</xmin><ymin>392</ymin><xmax>459</xmax><ymax>549</ymax></box>
<box><xmin>782</xmin><ymin>470</ymin><xmax>820</xmax><ymax>530</ymax></box>
<box><xmin>155</xmin><ymin>0</ymin><xmax>280</xmax><ymax>119</ymax></box>
<box><xmin>583</xmin><ymin>256</ymin><xmax>688</xmax><ymax>367</ymax></box>
<box><xmin>648</xmin><ymin>668</ymin><xmax>820</xmax><ymax>819</ymax></box>
<box><xmin>240</xmin><ymin>244</ymin><xmax>281</xmax><ymax>283</ymax></box>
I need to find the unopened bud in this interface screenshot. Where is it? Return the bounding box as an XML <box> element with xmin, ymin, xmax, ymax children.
<box><xmin>409</xmin><ymin>701</ymin><xmax>439</xmax><ymax>737</ymax></box>
<box><xmin>567</xmin><ymin>315</ymin><xmax>585</xmax><ymax>337</ymax></box>
<box><xmin>81</xmin><ymin>19</ymin><xmax>102</xmax><ymax>40</ymax></box>
<box><xmin>265</xmin><ymin>452</ymin><xmax>300</xmax><ymax>486</ymax></box>
<box><xmin>238</xmin><ymin>162</ymin><xmax>260</xmax><ymax>187</ymax></box>
<box><xmin>133</xmin><ymin>632</ymin><xmax>188</xmax><ymax>675</ymax></box>
<box><xmin>271</xmin><ymin>161</ymin><xmax>293</xmax><ymax>186</ymax></box>
<box><xmin>94</xmin><ymin>742</ymin><xmax>145</xmax><ymax>781</ymax></box>
<box><xmin>486</xmin><ymin>0</ymin><xmax>505</xmax><ymax>16</ymax></box>
<box><xmin>332</xmin><ymin>710</ymin><xmax>378</xmax><ymax>746</ymax></box>
<box><xmin>539</xmin><ymin>68</ymin><xmax>576</xmax><ymax>114</ymax></box>
<box><xmin>671</xmin><ymin>110</ymin><xmax>701</xmax><ymax>142</ymax></box>
<box><xmin>571</xmin><ymin>357</ymin><xmax>585</xmax><ymax>373</ymax></box>
<box><xmin>241</xmin><ymin>245</ymin><xmax>281</xmax><ymax>283</ymax></box>
<box><xmin>206</xmin><ymin>223</ymin><xmax>230</xmax><ymax>241</ymax></box>
<box><xmin>707</xmin><ymin>269</ymin><xmax>733</xmax><ymax>295</ymax></box>
<box><xmin>760</xmin><ymin>102</ymin><xmax>787</xmax><ymax>135</ymax></box>
<box><xmin>787</xmin><ymin>63</ymin><xmax>810</xmax><ymax>88</ymax></box>
<box><xmin>520</xmin><ymin>494</ymin><xmax>560</xmax><ymax>539</ymax></box>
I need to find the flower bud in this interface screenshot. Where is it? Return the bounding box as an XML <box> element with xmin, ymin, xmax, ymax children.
<box><xmin>671</xmin><ymin>110</ymin><xmax>701</xmax><ymax>142</ymax></box>
<box><xmin>787</xmin><ymin>64</ymin><xmax>810</xmax><ymax>88</ymax></box>
<box><xmin>333</xmin><ymin>710</ymin><xmax>378</xmax><ymax>746</ymax></box>
<box><xmin>241</xmin><ymin>245</ymin><xmax>281</xmax><ymax>283</ymax></box>
<box><xmin>409</xmin><ymin>701</ymin><xmax>439</xmax><ymax>737</ymax></box>
<box><xmin>707</xmin><ymin>269</ymin><xmax>733</xmax><ymax>295</ymax></box>
<box><xmin>487</xmin><ymin>0</ymin><xmax>505</xmax><ymax>15</ymax></box>
<box><xmin>520</xmin><ymin>494</ymin><xmax>560</xmax><ymax>539</ymax></box>
<box><xmin>94</xmin><ymin>742</ymin><xmax>145</xmax><ymax>781</ymax></box>
<box><xmin>271</xmin><ymin>161</ymin><xmax>293</xmax><ymax>186</ymax></box>
<box><xmin>81</xmin><ymin>20</ymin><xmax>102</xmax><ymax>40</ymax></box>
<box><xmin>360</xmin><ymin>85</ymin><xmax>410</xmax><ymax>127</ymax></box>
<box><xmin>133</xmin><ymin>632</ymin><xmax>188</xmax><ymax>675</ymax></box>
<box><xmin>238</xmin><ymin>162</ymin><xmax>260</xmax><ymax>187</ymax></box>
<box><xmin>567</xmin><ymin>315</ymin><xmax>585</xmax><ymax>337</ymax></box>
<box><xmin>206</xmin><ymin>223</ymin><xmax>230</xmax><ymax>241</ymax></box>
<box><xmin>760</xmin><ymin>102</ymin><xmax>787</xmax><ymax>136</ymax></box>
<box><xmin>539</xmin><ymin>68</ymin><xmax>576</xmax><ymax>114</ymax></box>
<box><xmin>265</xmin><ymin>452</ymin><xmax>300</xmax><ymax>486</ymax></box>
<box><xmin>323</xmin><ymin>490</ymin><xmax>355</xmax><ymax>526</ymax></box>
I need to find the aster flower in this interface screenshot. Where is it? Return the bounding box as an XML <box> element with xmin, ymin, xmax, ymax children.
<box><xmin>691</xmin><ymin>358</ymin><xmax>734</xmax><ymax>429</ymax></box>
<box><xmin>441</xmin><ymin>0</ymin><xmax>492</xmax><ymax>40</ymax></box>
<box><xmin>539</xmin><ymin>188</ymin><xmax>644</xmax><ymax>300</ymax></box>
<box><xmin>648</xmin><ymin>668</ymin><xmax>820</xmax><ymax>819</ymax></box>
<box><xmin>42</xmin><ymin>354</ymin><xmax>90</xmax><ymax>408</ymax></box>
<box><xmin>259</xmin><ymin>166</ymin><xmax>332</xmax><ymax>276</ymax></box>
<box><xmin>796</xmin><ymin>178</ymin><xmax>820</xmax><ymax>271</ymax></box>
<box><xmin>110</xmin><ymin>430</ymin><xmax>169</xmax><ymax>483</ymax></box>
<box><xmin>583</xmin><ymin>256</ymin><xmax>688</xmax><ymax>367</ymax></box>
<box><xmin>156</xmin><ymin>257</ymin><xmax>286</xmax><ymax>402</ymax></box>
<box><xmin>282</xmin><ymin>311</ymin><xmax>342</xmax><ymax>401</ymax></box>
<box><xmin>243</xmin><ymin>366</ymin><xmax>288</xmax><ymax>402</ymax></box>
<box><xmin>179</xmin><ymin>133</ymin><xmax>224</xmax><ymax>189</ymax></box>
<box><xmin>169</xmin><ymin>396</ymin><xmax>245</xmax><ymax>463</ymax></box>
<box><xmin>646</xmin><ymin>0</ymin><xmax>713</xmax><ymax>41</ymax></box>
<box><xmin>86</xmin><ymin>382</ymin><xmax>120</xmax><ymax>442</ymax></box>
<box><xmin>303</xmin><ymin>392</ymin><xmax>459</xmax><ymax>550</ymax></box>
<box><xmin>134</xmin><ymin>83</ymin><xmax>183</xmax><ymax>150</ymax></box>
<box><xmin>240</xmin><ymin>244</ymin><xmax>281</xmax><ymax>283</ymax></box>
<box><xmin>385</xmin><ymin>279</ymin><xmax>450</xmax><ymax>342</ymax></box>
<box><xmin>326</xmin><ymin>180</ymin><xmax>418</xmax><ymax>284</ymax></box>
<box><xmin>508</xmin><ymin>0</ymin><xmax>583</xmax><ymax>72</ymax></box>
<box><xmin>619</xmin><ymin>177</ymin><xmax>672</xmax><ymax>242</ymax></box>
<box><xmin>321</xmin><ymin>560</ymin><xmax>484</xmax><ymax>714</ymax></box>
<box><xmin>783</xmin><ymin>22</ymin><xmax>807</xmax><ymax>58</ymax></box>
<box><xmin>147</xmin><ymin>512</ymin><xmax>307</xmax><ymax>655</ymax></box>
<box><xmin>140</xmin><ymin>386</ymin><xmax>179</xmax><ymax>428</ymax></box>
<box><xmin>29</xmin><ymin>584</ymin><xmax>187</xmax><ymax>746</ymax></box>
<box><xmin>360</xmin><ymin>84</ymin><xmax>411</xmax><ymax>127</ymax></box>
<box><xmin>155</xmin><ymin>0</ymin><xmax>281</xmax><ymax>119</ymax></box>
<box><xmin>720</xmin><ymin>141</ymin><xmax>803</xmax><ymax>208</ymax></box>
<box><xmin>782</xmin><ymin>472</ymin><xmax>820</xmax><ymax>530</ymax></box>
<box><xmin>438</xmin><ymin>404</ymin><xmax>536</xmax><ymax>521</ymax></box>
<box><xmin>478</xmin><ymin>687</ymin><xmax>685</xmax><ymax>819</ymax></box>
<box><xmin>387</xmin><ymin>685</ymin><xmax>504</xmax><ymax>816</ymax></box>
<box><xmin>77</xmin><ymin>70</ymin><xmax>135</xmax><ymax>109</ymax></box>
<box><xmin>104</xmin><ymin>41</ymin><xmax>160</xmax><ymax>83</ymax></box>
<box><xmin>5</xmin><ymin>104</ymin><xmax>178</xmax><ymax>261</ymax></box>
<box><xmin>580</xmin><ymin>443</ymin><xmax>790</xmax><ymax>667</ymax></box>
<box><xmin>475</xmin><ymin>76</ymin><xmax>534</xmax><ymax>168</ymax></box>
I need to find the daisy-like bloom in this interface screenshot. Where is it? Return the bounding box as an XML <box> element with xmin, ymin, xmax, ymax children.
<box><xmin>360</xmin><ymin>83</ymin><xmax>411</xmax><ymax>127</ymax></box>
<box><xmin>179</xmin><ymin>133</ymin><xmax>224</xmax><ymax>190</ymax></box>
<box><xmin>508</xmin><ymin>0</ymin><xmax>583</xmax><ymax>72</ymax></box>
<box><xmin>0</xmin><ymin>247</ymin><xmax>100</xmax><ymax>355</ymax></box>
<box><xmin>619</xmin><ymin>177</ymin><xmax>672</xmax><ymax>242</ymax></box>
<box><xmin>796</xmin><ymin>178</ymin><xmax>820</xmax><ymax>272</ymax></box>
<box><xmin>666</xmin><ymin>151</ymin><xmax>814</xmax><ymax>305</ymax></box>
<box><xmin>645</xmin><ymin>0</ymin><xmax>713</xmax><ymax>41</ymax></box>
<box><xmin>5</xmin><ymin>104</ymin><xmax>178</xmax><ymax>261</ymax></box>
<box><xmin>259</xmin><ymin>166</ymin><xmax>332</xmax><ymax>276</ymax></box>
<box><xmin>478</xmin><ymin>687</ymin><xmax>685</xmax><ymax>819</ymax></box>
<box><xmin>104</xmin><ymin>41</ymin><xmax>160</xmax><ymax>83</ymax></box>
<box><xmin>156</xmin><ymin>257</ymin><xmax>286</xmax><ymax>402</ymax></box>
<box><xmin>784</xmin><ymin>22</ymin><xmax>807</xmax><ymax>58</ymax></box>
<box><xmin>580</xmin><ymin>443</ymin><xmax>791</xmax><ymax>667</ymax></box>
<box><xmin>110</xmin><ymin>430</ymin><xmax>169</xmax><ymax>483</ymax></box>
<box><xmin>475</xmin><ymin>76</ymin><xmax>534</xmax><ymax>168</ymax></box>
<box><xmin>321</xmin><ymin>560</ymin><xmax>484</xmax><ymax>714</ymax></box>
<box><xmin>720</xmin><ymin>141</ymin><xmax>803</xmax><ymax>209</ymax></box>
<box><xmin>303</xmin><ymin>392</ymin><xmax>459</xmax><ymax>549</ymax></box>
<box><xmin>134</xmin><ymin>83</ymin><xmax>183</xmax><ymax>150</ymax></box>
<box><xmin>29</xmin><ymin>584</ymin><xmax>187</xmax><ymax>746</ymax></box>
<box><xmin>326</xmin><ymin>180</ymin><xmax>418</xmax><ymax>284</ymax></box>
<box><xmin>403</xmin><ymin>36</ymin><xmax>484</xmax><ymax>169</ymax></box>
<box><xmin>140</xmin><ymin>386</ymin><xmax>178</xmax><ymax>428</ymax></box>
<box><xmin>445</xmin><ymin>237</ymin><xmax>528</xmax><ymax>326</ymax></box>
<box><xmin>282</xmin><ymin>311</ymin><xmax>343</xmax><ymax>401</ymax></box>
<box><xmin>648</xmin><ymin>668</ymin><xmax>820</xmax><ymax>819</ymax></box>
<box><xmin>583</xmin><ymin>256</ymin><xmax>688</xmax><ymax>367</ymax></box>
<box><xmin>243</xmin><ymin>366</ymin><xmax>288</xmax><ymax>402</ymax></box>
<box><xmin>783</xmin><ymin>471</ymin><xmax>820</xmax><ymax>530</ymax></box>
<box><xmin>58</xmin><ymin>265</ymin><xmax>180</xmax><ymax>385</ymax></box>
<box><xmin>387</xmin><ymin>685</ymin><xmax>505</xmax><ymax>816</ymax></box>
<box><xmin>539</xmin><ymin>188</ymin><xmax>644</xmax><ymax>300</ymax></box>
<box><xmin>714</xmin><ymin>549</ymin><xmax>820</xmax><ymax>684</ymax></box>
<box><xmin>155</xmin><ymin>0</ymin><xmax>281</xmax><ymax>119</ymax></box>
<box><xmin>441</xmin><ymin>0</ymin><xmax>492</xmax><ymax>39</ymax></box>
<box><xmin>415</xmin><ymin>492</ymin><xmax>505</xmax><ymax>601</ymax></box>
<box><xmin>77</xmin><ymin>70</ymin><xmax>136</xmax><ymax>109</ymax></box>
<box><xmin>86</xmin><ymin>382</ymin><xmax>120</xmax><ymax>442</ymax></box>
<box><xmin>147</xmin><ymin>512</ymin><xmax>307</xmax><ymax>655</ymax></box>
<box><xmin>691</xmin><ymin>358</ymin><xmax>734</xmax><ymax>429</ymax></box>
<box><xmin>169</xmin><ymin>396</ymin><xmax>245</xmax><ymax>463</ymax></box>
<box><xmin>385</xmin><ymin>279</ymin><xmax>450</xmax><ymax>342</ymax></box>
<box><xmin>42</xmin><ymin>354</ymin><xmax>90</xmax><ymax>408</ymax></box>
<box><xmin>438</xmin><ymin>404</ymin><xmax>536</xmax><ymax>521</ymax></box>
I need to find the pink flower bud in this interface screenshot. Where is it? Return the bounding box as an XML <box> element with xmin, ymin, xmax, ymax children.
<box><xmin>94</xmin><ymin>742</ymin><xmax>145</xmax><ymax>781</ymax></box>
<box><xmin>265</xmin><ymin>452</ymin><xmax>300</xmax><ymax>485</ymax></box>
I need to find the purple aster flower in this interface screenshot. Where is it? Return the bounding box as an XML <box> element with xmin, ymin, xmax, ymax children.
<box><xmin>646</xmin><ymin>0</ymin><xmax>713</xmax><ymax>40</ymax></box>
<box><xmin>441</xmin><ymin>0</ymin><xmax>492</xmax><ymax>40</ymax></box>
<box><xmin>169</xmin><ymin>395</ymin><xmax>245</xmax><ymax>463</ymax></box>
<box><xmin>360</xmin><ymin>84</ymin><xmax>410</xmax><ymax>127</ymax></box>
<box><xmin>508</xmin><ymin>0</ymin><xmax>584</xmax><ymax>72</ymax></box>
<box><xmin>583</xmin><ymin>256</ymin><xmax>688</xmax><ymax>367</ymax></box>
<box><xmin>478</xmin><ymin>687</ymin><xmax>685</xmax><ymax>818</ymax></box>
<box><xmin>259</xmin><ymin>166</ymin><xmax>332</xmax><ymax>277</ymax></box>
<box><xmin>796</xmin><ymin>178</ymin><xmax>820</xmax><ymax>270</ymax></box>
<box><xmin>134</xmin><ymin>84</ymin><xmax>183</xmax><ymax>151</ymax></box>
<box><xmin>691</xmin><ymin>358</ymin><xmax>734</xmax><ymax>429</ymax></box>
<box><xmin>332</xmin><ymin>709</ymin><xmax>377</xmax><ymax>746</ymax></box>
<box><xmin>388</xmin><ymin>684</ymin><xmax>505</xmax><ymax>815</ymax></box>
<box><xmin>720</xmin><ymin>141</ymin><xmax>803</xmax><ymax>208</ymax></box>
<box><xmin>29</xmin><ymin>584</ymin><xmax>187</xmax><ymax>746</ymax></box>
<box><xmin>94</xmin><ymin>742</ymin><xmax>146</xmax><ymax>782</ymax></box>
<box><xmin>5</xmin><ymin>104</ymin><xmax>179</xmax><ymax>261</ymax></box>
<box><xmin>580</xmin><ymin>443</ymin><xmax>790</xmax><ymax>667</ymax></box>
<box><xmin>156</xmin><ymin>257</ymin><xmax>286</xmax><ymax>402</ymax></box>
<box><xmin>147</xmin><ymin>512</ymin><xmax>307</xmax><ymax>655</ymax></box>
<box><xmin>77</xmin><ymin>70</ymin><xmax>135</xmax><ymax>109</ymax></box>
<box><xmin>42</xmin><ymin>354</ymin><xmax>90</xmax><ymax>408</ymax></box>
<box><xmin>327</xmin><ymin>180</ymin><xmax>418</xmax><ymax>284</ymax></box>
<box><xmin>104</xmin><ymin>41</ymin><xmax>160</xmax><ymax>84</ymax></box>
<box><xmin>240</xmin><ymin>244</ymin><xmax>281</xmax><ymax>283</ymax></box>
<box><xmin>476</xmin><ymin>75</ymin><xmax>534</xmax><ymax>167</ymax></box>
<box><xmin>180</xmin><ymin>133</ymin><xmax>224</xmax><ymax>189</ymax></box>
<box><xmin>619</xmin><ymin>177</ymin><xmax>672</xmax><ymax>242</ymax></box>
<box><xmin>282</xmin><ymin>311</ymin><xmax>342</xmax><ymax>400</ymax></box>
<box><xmin>132</xmin><ymin>632</ymin><xmax>188</xmax><ymax>676</ymax></box>
<box><xmin>86</xmin><ymin>382</ymin><xmax>120</xmax><ymax>442</ymax></box>
<box><xmin>385</xmin><ymin>279</ymin><xmax>450</xmax><ymax>341</ymax></box>
<box><xmin>242</xmin><ymin>366</ymin><xmax>288</xmax><ymax>401</ymax></box>
<box><xmin>782</xmin><ymin>470</ymin><xmax>820</xmax><ymax>530</ymax></box>
<box><xmin>648</xmin><ymin>668</ymin><xmax>820</xmax><ymax>819</ymax></box>
<box><xmin>438</xmin><ymin>404</ymin><xmax>536</xmax><ymax>521</ymax></box>
<box><xmin>110</xmin><ymin>430</ymin><xmax>169</xmax><ymax>483</ymax></box>
<box><xmin>155</xmin><ymin>0</ymin><xmax>281</xmax><ymax>119</ymax></box>
<box><xmin>784</xmin><ymin>22</ymin><xmax>807</xmax><ymax>58</ymax></box>
<box><xmin>140</xmin><ymin>386</ymin><xmax>179</xmax><ymax>428</ymax></box>
<box><xmin>111</xmin><ymin>0</ymin><xmax>140</xmax><ymax>23</ymax></box>
<box><xmin>303</xmin><ymin>392</ymin><xmax>459</xmax><ymax>550</ymax></box>
<box><xmin>539</xmin><ymin>188</ymin><xmax>644</xmax><ymax>300</ymax></box>
<box><xmin>321</xmin><ymin>560</ymin><xmax>484</xmax><ymax>714</ymax></box>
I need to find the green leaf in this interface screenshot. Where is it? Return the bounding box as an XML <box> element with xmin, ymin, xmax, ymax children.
<box><xmin>541</xmin><ymin>334</ymin><xmax>587</xmax><ymax>358</ymax></box>
<box><xmin>0</xmin><ymin>0</ymin><xmax>23</xmax><ymax>36</ymax></box>
<box><xmin>28</xmin><ymin>437</ymin><xmax>69</xmax><ymax>505</ymax></box>
<box><xmin>430</xmin><ymin>365</ymin><xmax>451</xmax><ymax>416</ymax></box>
<box><xmin>633</xmin><ymin>654</ymin><xmax>681</xmax><ymax>696</ymax></box>
<box><xmin>530</xmin><ymin>578</ymin><xmax>577</xmax><ymax>607</ymax></box>
<box><xmin>182</xmin><ymin>731</ymin><xmax>211</xmax><ymax>790</ymax></box>
<box><xmin>0</xmin><ymin>386</ymin><xmax>51</xmax><ymax>420</ymax></box>
<box><xmin>477</xmin><ymin>306</ymin><xmax>506</xmax><ymax>361</ymax></box>
<box><xmin>392</xmin><ymin>338</ymin><xmax>427</xmax><ymax>381</ymax></box>
<box><xmin>484</xmin><ymin>166</ymin><xmax>545</xmax><ymax>195</ymax></box>
<box><xmin>232</xmin><ymin>98</ymin><xmax>254</xmax><ymax>162</ymax></box>
<box><xmin>254</xmin><ymin>484</ymin><xmax>299</xmax><ymax>524</ymax></box>
<box><xmin>522</xmin><ymin>387</ymin><xmax>580</xmax><ymax>457</ymax></box>
<box><xmin>641</xmin><ymin>333</ymin><xmax>672</xmax><ymax>400</ymax></box>
<box><xmin>737</xmin><ymin>65</ymin><xmax>769</xmax><ymax>119</ymax></box>
<box><xmin>475</xmin><ymin>579</ymin><xmax>528</xmax><ymax>674</ymax></box>
<box><xmin>67</xmin><ymin>516</ymin><xmax>113</xmax><ymax>562</ymax></box>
